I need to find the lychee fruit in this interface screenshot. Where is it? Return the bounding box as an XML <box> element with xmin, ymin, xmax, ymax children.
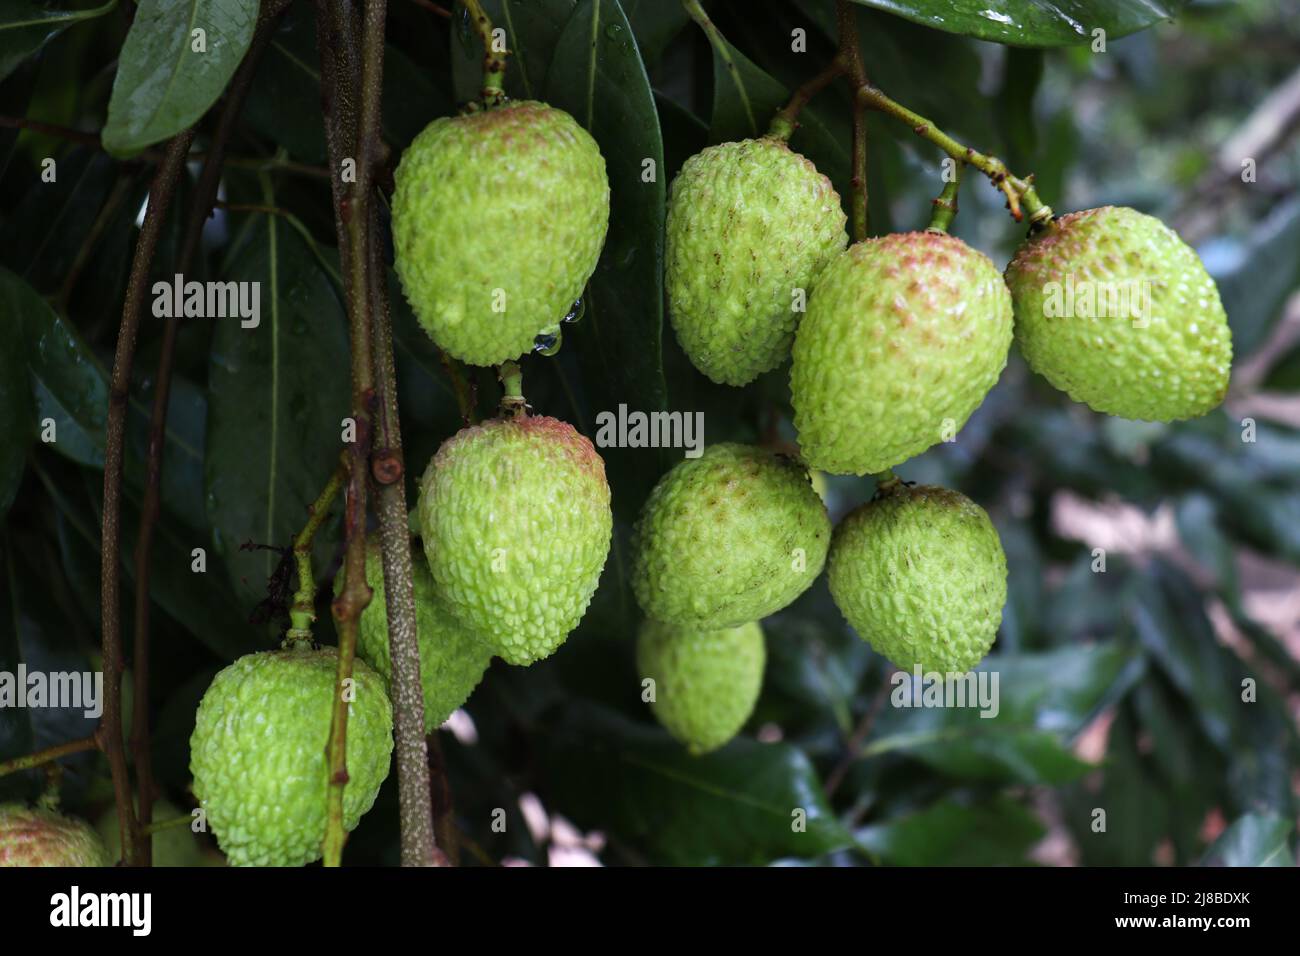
<box><xmin>416</xmin><ymin>414</ymin><xmax>612</xmax><ymax>665</ymax></box>
<box><xmin>791</xmin><ymin>231</ymin><xmax>1013</xmax><ymax>475</ymax></box>
<box><xmin>0</xmin><ymin>804</ymin><xmax>109</xmax><ymax>867</ymax></box>
<box><xmin>391</xmin><ymin>100</ymin><xmax>610</xmax><ymax>366</ymax></box>
<box><xmin>828</xmin><ymin>483</ymin><xmax>1006</xmax><ymax>674</ymax></box>
<box><xmin>637</xmin><ymin>618</ymin><xmax>766</xmax><ymax>755</ymax></box>
<box><xmin>189</xmin><ymin>643</ymin><xmax>393</xmax><ymax>867</ymax></box>
<box><xmin>632</xmin><ymin>443</ymin><xmax>830</xmax><ymax>629</ymax></box>
<box><xmin>666</xmin><ymin>137</ymin><xmax>848</xmax><ymax>385</ymax></box>
<box><xmin>1004</xmin><ymin>205</ymin><xmax>1232</xmax><ymax>421</ymax></box>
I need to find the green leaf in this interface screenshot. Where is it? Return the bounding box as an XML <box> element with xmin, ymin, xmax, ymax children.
<box><xmin>621</xmin><ymin>0</ymin><xmax>689</xmax><ymax>65</ymax></box>
<box><xmin>857</xmin><ymin>796</ymin><xmax>1045</xmax><ymax>865</ymax></box>
<box><xmin>860</xmin><ymin>644</ymin><xmax>1139</xmax><ymax>785</ymax></box>
<box><xmin>0</xmin><ymin>0</ymin><xmax>117</xmax><ymax>83</ymax></box>
<box><xmin>1200</xmin><ymin>813</ymin><xmax>1295</xmax><ymax>867</ymax></box>
<box><xmin>846</xmin><ymin>0</ymin><xmax>1180</xmax><ymax>48</ymax></box>
<box><xmin>545</xmin><ymin>0</ymin><xmax>668</xmax><ymax>517</ymax></box>
<box><xmin>4</xmin><ymin>267</ymin><xmax>107</xmax><ymax>466</ymax></box>
<box><xmin>102</xmin><ymin>0</ymin><xmax>259</xmax><ymax>156</ymax></box>
<box><xmin>1213</xmin><ymin>197</ymin><xmax>1300</xmax><ymax>357</ymax></box>
<box><xmin>543</xmin><ymin>703</ymin><xmax>854</xmax><ymax>865</ymax></box>
<box><xmin>205</xmin><ymin>209</ymin><xmax>350</xmax><ymax>615</ymax></box>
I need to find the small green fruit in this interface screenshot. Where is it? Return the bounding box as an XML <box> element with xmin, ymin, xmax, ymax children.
<box><xmin>666</xmin><ymin>138</ymin><xmax>848</xmax><ymax>385</ymax></box>
<box><xmin>0</xmin><ymin>804</ymin><xmax>108</xmax><ymax>867</ymax></box>
<box><xmin>829</xmin><ymin>484</ymin><xmax>1006</xmax><ymax>673</ymax></box>
<box><xmin>791</xmin><ymin>232</ymin><xmax>1013</xmax><ymax>475</ymax></box>
<box><xmin>637</xmin><ymin>619</ymin><xmax>766</xmax><ymax>755</ymax></box>
<box><xmin>189</xmin><ymin>644</ymin><xmax>393</xmax><ymax>867</ymax></box>
<box><xmin>97</xmin><ymin>798</ymin><xmax>212</xmax><ymax>867</ymax></box>
<box><xmin>632</xmin><ymin>444</ymin><xmax>830</xmax><ymax>629</ymax></box>
<box><xmin>1004</xmin><ymin>206</ymin><xmax>1232</xmax><ymax>421</ymax></box>
<box><xmin>392</xmin><ymin>100</ymin><xmax>610</xmax><ymax>366</ymax></box>
<box><xmin>342</xmin><ymin>534</ymin><xmax>493</xmax><ymax>731</ymax></box>
<box><xmin>417</xmin><ymin>415</ymin><xmax>613</xmax><ymax>665</ymax></box>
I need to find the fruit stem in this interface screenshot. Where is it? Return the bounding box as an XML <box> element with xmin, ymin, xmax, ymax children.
<box><xmin>853</xmin><ymin>82</ymin><xmax>1052</xmax><ymax>224</ymax></box>
<box><xmin>767</xmin><ymin>59</ymin><xmax>846</xmax><ymax>141</ymax></box>
<box><xmin>0</xmin><ymin>735</ymin><xmax>99</xmax><ymax>779</ymax></box>
<box><xmin>872</xmin><ymin>469</ymin><xmax>903</xmax><ymax>496</ymax></box>
<box><xmin>287</xmin><ymin>456</ymin><xmax>350</xmax><ymax>644</ymax></box>
<box><xmin>462</xmin><ymin>0</ymin><xmax>508</xmax><ymax>105</ymax></box>
<box><xmin>926</xmin><ymin>162</ymin><xmax>963</xmax><ymax>234</ymax></box>
<box><xmin>498</xmin><ymin>359</ymin><xmax>527</xmax><ymax>417</ymax></box>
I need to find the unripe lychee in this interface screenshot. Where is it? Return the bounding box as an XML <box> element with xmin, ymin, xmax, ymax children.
<box><xmin>97</xmin><ymin>798</ymin><xmax>213</xmax><ymax>867</ymax></box>
<box><xmin>665</xmin><ymin>138</ymin><xmax>848</xmax><ymax>385</ymax></box>
<box><xmin>0</xmin><ymin>804</ymin><xmax>109</xmax><ymax>867</ymax></box>
<box><xmin>632</xmin><ymin>444</ymin><xmax>830</xmax><ymax>630</ymax></box>
<box><xmin>637</xmin><ymin>619</ymin><xmax>766</xmax><ymax>755</ymax></box>
<box><xmin>417</xmin><ymin>415</ymin><xmax>613</xmax><ymax>665</ymax></box>
<box><xmin>391</xmin><ymin>100</ymin><xmax>610</xmax><ymax>366</ymax></box>
<box><xmin>189</xmin><ymin>644</ymin><xmax>393</xmax><ymax>867</ymax></box>
<box><xmin>341</xmin><ymin>534</ymin><xmax>493</xmax><ymax>731</ymax></box>
<box><xmin>828</xmin><ymin>484</ymin><xmax>1006</xmax><ymax>674</ymax></box>
<box><xmin>1004</xmin><ymin>206</ymin><xmax>1232</xmax><ymax>421</ymax></box>
<box><xmin>791</xmin><ymin>232</ymin><xmax>1013</xmax><ymax>475</ymax></box>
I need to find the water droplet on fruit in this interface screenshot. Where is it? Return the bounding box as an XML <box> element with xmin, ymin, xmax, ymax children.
<box><xmin>562</xmin><ymin>298</ymin><xmax>585</xmax><ymax>324</ymax></box>
<box><xmin>533</xmin><ymin>326</ymin><xmax>562</xmax><ymax>356</ymax></box>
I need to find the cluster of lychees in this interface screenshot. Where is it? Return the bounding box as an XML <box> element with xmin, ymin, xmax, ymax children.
<box><xmin>638</xmin><ymin>133</ymin><xmax>1231</xmax><ymax>753</ymax></box>
<box><xmin>10</xmin><ymin>87</ymin><xmax>1230</xmax><ymax>868</ymax></box>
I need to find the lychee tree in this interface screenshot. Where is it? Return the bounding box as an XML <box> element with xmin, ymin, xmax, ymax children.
<box><xmin>0</xmin><ymin>0</ymin><xmax>1296</xmax><ymax>871</ymax></box>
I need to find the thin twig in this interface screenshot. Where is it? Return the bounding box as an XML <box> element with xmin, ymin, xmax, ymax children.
<box><xmin>370</xmin><ymin>208</ymin><xmax>442</xmax><ymax>865</ymax></box>
<box><xmin>824</xmin><ymin>673</ymin><xmax>893</xmax><ymax>797</ymax></box>
<box><xmin>0</xmin><ymin>736</ymin><xmax>99</xmax><ymax>778</ymax></box>
<box><xmin>407</xmin><ymin>0</ymin><xmax>451</xmax><ymax>18</ymax></box>
<box><xmin>101</xmin><ymin>128</ymin><xmax>195</xmax><ymax>868</ymax></box>
<box><xmin>462</xmin><ymin>0</ymin><xmax>508</xmax><ymax>103</ymax></box>
<box><xmin>440</xmin><ymin>351</ymin><xmax>478</xmax><ymax>425</ymax></box>
<box><xmin>288</xmin><ymin>458</ymin><xmax>349</xmax><ymax>641</ymax></box>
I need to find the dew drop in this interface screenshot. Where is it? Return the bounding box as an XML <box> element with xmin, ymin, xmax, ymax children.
<box><xmin>561</xmin><ymin>298</ymin><xmax>585</xmax><ymax>324</ymax></box>
<box><xmin>533</xmin><ymin>327</ymin><xmax>563</xmax><ymax>356</ymax></box>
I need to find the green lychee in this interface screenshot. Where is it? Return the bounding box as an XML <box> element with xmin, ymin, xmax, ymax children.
<box><xmin>665</xmin><ymin>138</ymin><xmax>848</xmax><ymax>385</ymax></box>
<box><xmin>417</xmin><ymin>414</ymin><xmax>613</xmax><ymax>665</ymax></box>
<box><xmin>632</xmin><ymin>444</ymin><xmax>830</xmax><ymax>630</ymax></box>
<box><xmin>791</xmin><ymin>232</ymin><xmax>1013</xmax><ymax>475</ymax></box>
<box><xmin>828</xmin><ymin>484</ymin><xmax>1006</xmax><ymax>673</ymax></box>
<box><xmin>637</xmin><ymin>619</ymin><xmax>766</xmax><ymax>755</ymax></box>
<box><xmin>341</xmin><ymin>534</ymin><xmax>493</xmax><ymax>731</ymax></box>
<box><xmin>97</xmin><ymin>797</ymin><xmax>214</xmax><ymax>867</ymax></box>
<box><xmin>189</xmin><ymin>644</ymin><xmax>393</xmax><ymax>867</ymax></box>
<box><xmin>1004</xmin><ymin>206</ymin><xmax>1232</xmax><ymax>421</ymax></box>
<box><xmin>391</xmin><ymin>100</ymin><xmax>610</xmax><ymax>367</ymax></box>
<box><xmin>0</xmin><ymin>804</ymin><xmax>109</xmax><ymax>867</ymax></box>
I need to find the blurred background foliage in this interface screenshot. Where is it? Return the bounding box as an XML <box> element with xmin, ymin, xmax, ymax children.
<box><xmin>0</xmin><ymin>0</ymin><xmax>1297</xmax><ymax>866</ymax></box>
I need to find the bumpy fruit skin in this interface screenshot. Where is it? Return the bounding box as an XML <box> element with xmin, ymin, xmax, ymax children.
<box><xmin>417</xmin><ymin>415</ymin><xmax>613</xmax><ymax>665</ymax></box>
<box><xmin>1005</xmin><ymin>206</ymin><xmax>1232</xmax><ymax>421</ymax></box>
<box><xmin>343</xmin><ymin>535</ymin><xmax>493</xmax><ymax>731</ymax></box>
<box><xmin>791</xmin><ymin>232</ymin><xmax>1013</xmax><ymax>475</ymax></box>
<box><xmin>391</xmin><ymin>100</ymin><xmax>610</xmax><ymax>367</ymax></box>
<box><xmin>666</xmin><ymin>138</ymin><xmax>848</xmax><ymax>385</ymax></box>
<box><xmin>97</xmin><ymin>798</ymin><xmax>212</xmax><ymax>867</ymax></box>
<box><xmin>0</xmin><ymin>804</ymin><xmax>108</xmax><ymax>867</ymax></box>
<box><xmin>828</xmin><ymin>485</ymin><xmax>1006</xmax><ymax>674</ymax></box>
<box><xmin>632</xmin><ymin>444</ymin><xmax>830</xmax><ymax>629</ymax></box>
<box><xmin>189</xmin><ymin>645</ymin><xmax>393</xmax><ymax>867</ymax></box>
<box><xmin>637</xmin><ymin>619</ymin><xmax>766</xmax><ymax>755</ymax></box>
